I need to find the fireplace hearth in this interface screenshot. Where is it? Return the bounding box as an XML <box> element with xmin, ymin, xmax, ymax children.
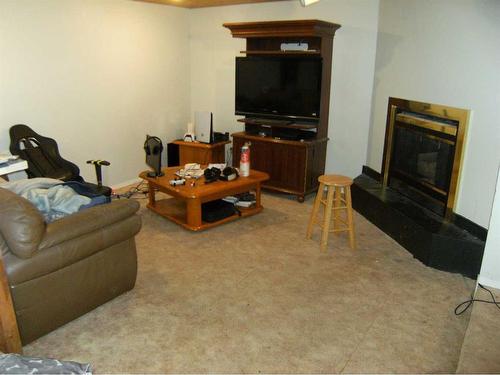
<box><xmin>352</xmin><ymin>98</ymin><xmax>485</xmax><ymax>278</ymax></box>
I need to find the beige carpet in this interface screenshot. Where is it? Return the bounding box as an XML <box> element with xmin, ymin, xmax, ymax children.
<box><xmin>24</xmin><ymin>192</ymin><xmax>474</xmax><ymax>373</ymax></box>
<box><xmin>456</xmin><ymin>286</ymin><xmax>500</xmax><ymax>373</ymax></box>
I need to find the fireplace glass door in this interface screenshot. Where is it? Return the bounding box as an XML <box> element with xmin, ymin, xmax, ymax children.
<box><xmin>389</xmin><ymin>125</ymin><xmax>456</xmax><ymax>214</ymax></box>
<box><xmin>382</xmin><ymin>98</ymin><xmax>469</xmax><ymax>218</ymax></box>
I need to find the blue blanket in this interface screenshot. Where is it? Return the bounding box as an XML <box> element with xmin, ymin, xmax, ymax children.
<box><xmin>1</xmin><ymin>178</ymin><xmax>106</xmax><ymax>222</ymax></box>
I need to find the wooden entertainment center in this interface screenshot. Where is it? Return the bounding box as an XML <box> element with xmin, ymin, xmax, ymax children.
<box><xmin>224</xmin><ymin>20</ymin><xmax>341</xmax><ymax>202</ymax></box>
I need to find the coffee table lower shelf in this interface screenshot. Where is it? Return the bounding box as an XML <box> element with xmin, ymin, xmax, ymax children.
<box><xmin>148</xmin><ymin>198</ymin><xmax>263</xmax><ymax>231</ymax></box>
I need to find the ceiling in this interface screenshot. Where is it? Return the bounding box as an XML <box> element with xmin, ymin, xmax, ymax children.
<box><xmin>134</xmin><ymin>0</ymin><xmax>290</xmax><ymax>8</ymax></box>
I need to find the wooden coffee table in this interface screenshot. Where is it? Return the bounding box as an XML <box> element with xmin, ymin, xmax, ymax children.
<box><xmin>139</xmin><ymin>167</ymin><xmax>269</xmax><ymax>231</ymax></box>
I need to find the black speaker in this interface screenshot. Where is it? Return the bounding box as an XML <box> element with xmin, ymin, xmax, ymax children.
<box><xmin>167</xmin><ymin>142</ymin><xmax>180</xmax><ymax>167</ymax></box>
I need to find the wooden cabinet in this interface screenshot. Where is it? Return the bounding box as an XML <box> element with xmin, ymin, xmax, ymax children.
<box><xmin>233</xmin><ymin>132</ymin><xmax>327</xmax><ymax>202</ymax></box>
<box><xmin>172</xmin><ymin>140</ymin><xmax>230</xmax><ymax>166</ymax></box>
<box><xmin>224</xmin><ymin>20</ymin><xmax>340</xmax><ymax>201</ymax></box>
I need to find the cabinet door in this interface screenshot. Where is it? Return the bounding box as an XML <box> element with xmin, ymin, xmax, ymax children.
<box><xmin>232</xmin><ymin>137</ymin><xmax>243</xmax><ymax>168</ymax></box>
<box><xmin>233</xmin><ymin>136</ymin><xmax>307</xmax><ymax>194</ymax></box>
<box><xmin>248</xmin><ymin>140</ymin><xmax>273</xmax><ymax>175</ymax></box>
<box><xmin>305</xmin><ymin>141</ymin><xmax>327</xmax><ymax>192</ymax></box>
<box><xmin>233</xmin><ymin>137</ymin><xmax>272</xmax><ymax>175</ymax></box>
<box><xmin>269</xmin><ymin>143</ymin><xmax>306</xmax><ymax>192</ymax></box>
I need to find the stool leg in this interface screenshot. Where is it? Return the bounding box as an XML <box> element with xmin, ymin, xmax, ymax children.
<box><xmin>307</xmin><ymin>182</ymin><xmax>324</xmax><ymax>239</ymax></box>
<box><xmin>320</xmin><ymin>186</ymin><xmax>335</xmax><ymax>251</ymax></box>
<box><xmin>333</xmin><ymin>186</ymin><xmax>341</xmax><ymax>235</ymax></box>
<box><xmin>345</xmin><ymin>186</ymin><xmax>356</xmax><ymax>249</ymax></box>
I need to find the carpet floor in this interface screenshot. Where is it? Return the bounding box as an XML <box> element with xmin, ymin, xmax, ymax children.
<box><xmin>24</xmin><ymin>192</ymin><xmax>474</xmax><ymax>373</ymax></box>
<box><xmin>456</xmin><ymin>285</ymin><xmax>500</xmax><ymax>373</ymax></box>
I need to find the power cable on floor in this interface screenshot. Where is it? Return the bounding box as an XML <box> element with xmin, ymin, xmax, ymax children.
<box><xmin>454</xmin><ymin>283</ymin><xmax>500</xmax><ymax>315</ymax></box>
<box><xmin>113</xmin><ymin>180</ymin><xmax>149</xmax><ymax>199</ymax></box>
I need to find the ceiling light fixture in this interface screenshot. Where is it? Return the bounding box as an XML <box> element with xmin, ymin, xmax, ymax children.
<box><xmin>299</xmin><ymin>0</ymin><xmax>320</xmax><ymax>6</ymax></box>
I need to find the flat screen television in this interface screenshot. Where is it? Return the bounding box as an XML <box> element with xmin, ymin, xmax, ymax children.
<box><xmin>235</xmin><ymin>56</ymin><xmax>322</xmax><ymax>121</ymax></box>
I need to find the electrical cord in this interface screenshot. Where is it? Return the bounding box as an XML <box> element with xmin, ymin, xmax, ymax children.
<box><xmin>113</xmin><ymin>180</ymin><xmax>149</xmax><ymax>200</ymax></box>
<box><xmin>454</xmin><ymin>283</ymin><xmax>500</xmax><ymax>315</ymax></box>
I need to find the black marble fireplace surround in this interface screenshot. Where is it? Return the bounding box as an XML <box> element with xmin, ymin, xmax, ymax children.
<box><xmin>352</xmin><ymin>166</ymin><xmax>486</xmax><ymax>278</ymax></box>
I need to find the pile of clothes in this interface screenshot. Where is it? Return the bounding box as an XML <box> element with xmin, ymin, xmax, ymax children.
<box><xmin>1</xmin><ymin>178</ymin><xmax>109</xmax><ymax>222</ymax></box>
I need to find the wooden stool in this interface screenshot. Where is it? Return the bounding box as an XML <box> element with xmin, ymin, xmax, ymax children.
<box><xmin>306</xmin><ymin>175</ymin><xmax>356</xmax><ymax>250</ymax></box>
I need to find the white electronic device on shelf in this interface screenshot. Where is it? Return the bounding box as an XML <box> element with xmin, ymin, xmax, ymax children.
<box><xmin>195</xmin><ymin>111</ymin><xmax>213</xmax><ymax>144</ymax></box>
<box><xmin>280</xmin><ymin>42</ymin><xmax>309</xmax><ymax>51</ymax></box>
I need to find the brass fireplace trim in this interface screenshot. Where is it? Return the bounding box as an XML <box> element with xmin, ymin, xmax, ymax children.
<box><xmin>395</xmin><ymin>113</ymin><xmax>458</xmax><ymax>136</ymax></box>
<box><xmin>381</xmin><ymin>97</ymin><xmax>470</xmax><ymax>218</ymax></box>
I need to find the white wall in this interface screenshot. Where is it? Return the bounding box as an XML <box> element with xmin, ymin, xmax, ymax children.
<box><xmin>479</xmin><ymin>165</ymin><xmax>500</xmax><ymax>289</ymax></box>
<box><xmin>0</xmin><ymin>0</ymin><xmax>190</xmax><ymax>187</ymax></box>
<box><xmin>188</xmin><ymin>0</ymin><xmax>380</xmax><ymax>177</ymax></box>
<box><xmin>368</xmin><ymin>0</ymin><xmax>500</xmax><ymax>228</ymax></box>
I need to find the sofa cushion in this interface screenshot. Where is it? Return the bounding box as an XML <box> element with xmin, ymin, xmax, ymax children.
<box><xmin>4</xmin><ymin>214</ymin><xmax>141</xmax><ymax>285</ymax></box>
<box><xmin>0</xmin><ymin>188</ymin><xmax>45</xmax><ymax>259</ymax></box>
<box><xmin>39</xmin><ymin>199</ymin><xmax>140</xmax><ymax>250</ymax></box>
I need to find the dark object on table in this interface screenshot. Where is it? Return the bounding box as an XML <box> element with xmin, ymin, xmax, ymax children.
<box><xmin>220</xmin><ymin>166</ymin><xmax>238</xmax><ymax>181</ymax></box>
<box><xmin>0</xmin><ymin>187</ymin><xmax>142</xmax><ymax>344</ymax></box>
<box><xmin>204</xmin><ymin>167</ymin><xmax>221</xmax><ymax>183</ymax></box>
<box><xmin>9</xmin><ymin>124</ymin><xmax>111</xmax><ymax>197</ymax></box>
<box><xmin>205</xmin><ymin>166</ymin><xmax>238</xmax><ymax>183</ymax></box>
<box><xmin>0</xmin><ymin>354</ymin><xmax>92</xmax><ymax>374</ymax></box>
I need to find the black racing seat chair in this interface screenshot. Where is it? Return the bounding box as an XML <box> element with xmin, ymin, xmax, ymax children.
<box><xmin>9</xmin><ymin>124</ymin><xmax>112</xmax><ymax>197</ymax></box>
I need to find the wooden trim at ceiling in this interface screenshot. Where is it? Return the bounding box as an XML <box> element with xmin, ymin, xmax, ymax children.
<box><xmin>134</xmin><ymin>0</ymin><xmax>290</xmax><ymax>9</ymax></box>
<box><xmin>223</xmin><ymin>19</ymin><xmax>340</xmax><ymax>38</ymax></box>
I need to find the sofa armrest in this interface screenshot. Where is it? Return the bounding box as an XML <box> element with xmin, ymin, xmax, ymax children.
<box><xmin>0</xmin><ymin>188</ymin><xmax>45</xmax><ymax>259</ymax></box>
<box><xmin>39</xmin><ymin>200</ymin><xmax>140</xmax><ymax>250</ymax></box>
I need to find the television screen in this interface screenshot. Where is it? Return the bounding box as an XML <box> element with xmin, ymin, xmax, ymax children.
<box><xmin>235</xmin><ymin>56</ymin><xmax>322</xmax><ymax>121</ymax></box>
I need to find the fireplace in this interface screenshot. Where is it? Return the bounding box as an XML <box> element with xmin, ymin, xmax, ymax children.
<box><xmin>382</xmin><ymin>98</ymin><xmax>469</xmax><ymax>218</ymax></box>
<box><xmin>350</xmin><ymin>97</ymin><xmax>485</xmax><ymax>278</ymax></box>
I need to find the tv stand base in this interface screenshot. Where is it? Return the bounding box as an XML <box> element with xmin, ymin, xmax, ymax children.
<box><xmin>233</xmin><ymin>132</ymin><xmax>328</xmax><ymax>202</ymax></box>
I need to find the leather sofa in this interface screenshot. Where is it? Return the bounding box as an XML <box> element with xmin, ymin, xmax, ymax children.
<box><xmin>0</xmin><ymin>187</ymin><xmax>141</xmax><ymax>344</ymax></box>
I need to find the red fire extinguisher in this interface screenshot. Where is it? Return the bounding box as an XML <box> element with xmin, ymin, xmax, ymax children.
<box><xmin>240</xmin><ymin>142</ymin><xmax>251</xmax><ymax>177</ymax></box>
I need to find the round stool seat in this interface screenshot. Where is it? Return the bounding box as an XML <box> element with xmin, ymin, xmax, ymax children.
<box><xmin>318</xmin><ymin>174</ymin><xmax>353</xmax><ymax>187</ymax></box>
